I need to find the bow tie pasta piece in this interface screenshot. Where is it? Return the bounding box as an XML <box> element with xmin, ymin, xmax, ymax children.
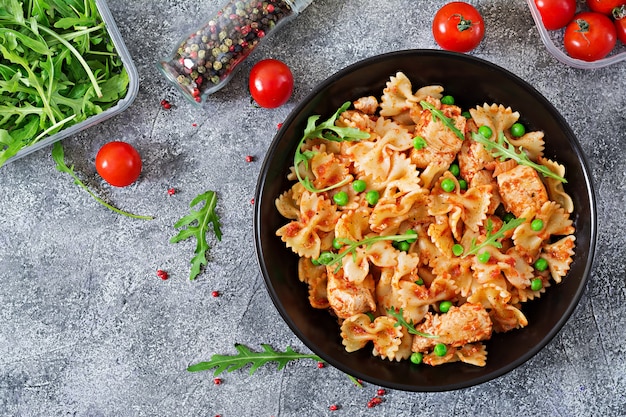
<box><xmin>298</xmin><ymin>257</ymin><xmax>330</xmax><ymax>309</ymax></box>
<box><xmin>469</xmin><ymin>103</ymin><xmax>520</xmax><ymax>137</ymax></box>
<box><xmin>340</xmin><ymin>314</ymin><xmax>404</xmax><ymax>361</ymax></box>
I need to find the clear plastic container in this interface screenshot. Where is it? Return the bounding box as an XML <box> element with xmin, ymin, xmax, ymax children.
<box><xmin>3</xmin><ymin>0</ymin><xmax>139</xmax><ymax>166</ymax></box>
<box><xmin>527</xmin><ymin>0</ymin><xmax>626</xmax><ymax>69</ymax></box>
<box><xmin>159</xmin><ymin>0</ymin><xmax>313</xmax><ymax>104</ymax></box>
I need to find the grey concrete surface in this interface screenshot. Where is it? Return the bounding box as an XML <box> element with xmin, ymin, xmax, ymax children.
<box><xmin>1</xmin><ymin>0</ymin><xmax>625</xmax><ymax>416</ymax></box>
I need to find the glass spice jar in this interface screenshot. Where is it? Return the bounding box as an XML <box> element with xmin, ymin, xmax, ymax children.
<box><xmin>159</xmin><ymin>0</ymin><xmax>313</xmax><ymax>104</ymax></box>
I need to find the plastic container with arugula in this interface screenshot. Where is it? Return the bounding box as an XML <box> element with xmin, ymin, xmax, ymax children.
<box><xmin>0</xmin><ymin>0</ymin><xmax>138</xmax><ymax>167</ymax></box>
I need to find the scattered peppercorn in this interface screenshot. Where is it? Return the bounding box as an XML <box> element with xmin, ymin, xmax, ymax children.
<box><xmin>167</xmin><ymin>187</ymin><xmax>176</xmax><ymax>196</ymax></box>
<box><xmin>317</xmin><ymin>362</ymin><xmax>325</xmax><ymax>368</ymax></box>
<box><xmin>277</xmin><ymin>122</ymin><xmax>283</xmax><ymax>129</ymax></box>
<box><xmin>213</xmin><ymin>377</ymin><xmax>222</xmax><ymax>385</ymax></box>
<box><xmin>367</xmin><ymin>397</ymin><xmax>383</xmax><ymax>408</ymax></box>
<box><xmin>245</xmin><ymin>155</ymin><xmax>254</xmax><ymax>162</ymax></box>
<box><xmin>156</xmin><ymin>269</ymin><xmax>169</xmax><ymax>280</ymax></box>
<box><xmin>377</xmin><ymin>388</ymin><xmax>386</xmax><ymax>396</ymax></box>
<box><xmin>250</xmin><ymin>198</ymin><xmax>255</xmax><ymax>205</ymax></box>
<box><xmin>329</xmin><ymin>404</ymin><xmax>338</xmax><ymax>411</ymax></box>
<box><xmin>192</xmin><ymin>123</ymin><xmax>197</xmax><ymax>127</ymax></box>
<box><xmin>212</xmin><ymin>290</ymin><xmax>220</xmax><ymax>297</ymax></box>
<box><xmin>160</xmin><ymin>99</ymin><xmax>172</xmax><ymax>110</ymax></box>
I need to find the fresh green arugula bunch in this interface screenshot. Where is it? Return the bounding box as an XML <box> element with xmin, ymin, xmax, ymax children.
<box><xmin>0</xmin><ymin>0</ymin><xmax>129</xmax><ymax>167</ymax></box>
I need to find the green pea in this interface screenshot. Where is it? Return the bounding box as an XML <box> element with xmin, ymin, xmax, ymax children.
<box><xmin>396</xmin><ymin>241</ymin><xmax>410</xmax><ymax>252</ymax></box>
<box><xmin>441</xmin><ymin>95</ymin><xmax>455</xmax><ymax>105</ymax></box>
<box><xmin>404</xmin><ymin>229</ymin><xmax>418</xmax><ymax>243</ymax></box>
<box><xmin>503</xmin><ymin>212</ymin><xmax>515</xmax><ymax>223</ymax></box>
<box><xmin>332</xmin><ymin>238</ymin><xmax>344</xmax><ymax>250</ymax></box>
<box><xmin>440</xmin><ymin>178</ymin><xmax>455</xmax><ymax>193</ymax></box>
<box><xmin>433</xmin><ymin>343</ymin><xmax>447</xmax><ymax>357</ymax></box>
<box><xmin>352</xmin><ymin>179</ymin><xmax>367</xmax><ymax>193</ymax></box>
<box><xmin>534</xmin><ymin>258</ymin><xmax>548</xmax><ymax>271</ymax></box>
<box><xmin>410</xmin><ymin>352</ymin><xmax>423</xmax><ymax>364</ymax></box>
<box><xmin>452</xmin><ymin>243</ymin><xmax>464</xmax><ymax>256</ymax></box>
<box><xmin>333</xmin><ymin>191</ymin><xmax>349</xmax><ymax>206</ymax></box>
<box><xmin>511</xmin><ymin>122</ymin><xmax>526</xmax><ymax>137</ymax></box>
<box><xmin>413</xmin><ymin>136</ymin><xmax>427</xmax><ymax>150</ymax></box>
<box><xmin>477</xmin><ymin>251</ymin><xmax>491</xmax><ymax>264</ymax></box>
<box><xmin>458</xmin><ymin>179</ymin><xmax>467</xmax><ymax>190</ymax></box>
<box><xmin>415</xmin><ymin>278</ymin><xmax>424</xmax><ymax>286</ymax></box>
<box><xmin>317</xmin><ymin>252</ymin><xmax>335</xmax><ymax>265</ymax></box>
<box><xmin>439</xmin><ymin>301</ymin><xmax>453</xmax><ymax>313</ymax></box>
<box><xmin>366</xmin><ymin>190</ymin><xmax>379</xmax><ymax>206</ymax></box>
<box><xmin>530</xmin><ymin>278</ymin><xmax>543</xmax><ymax>291</ymax></box>
<box><xmin>478</xmin><ymin>125</ymin><xmax>493</xmax><ymax>138</ymax></box>
<box><xmin>449</xmin><ymin>163</ymin><xmax>460</xmax><ymax>177</ymax></box>
<box><xmin>462</xmin><ymin>111</ymin><xmax>472</xmax><ymax>119</ymax></box>
<box><xmin>531</xmin><ymin>218</ymin><xmax>544</xmax><ymax>232</ymax></box>
<box><xmin>310</xmin><ymin>258</ymin><xmax>320</xmax><ymax>266</ymax></box>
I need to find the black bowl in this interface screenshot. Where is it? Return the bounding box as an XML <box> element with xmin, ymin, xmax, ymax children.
<box><xmin>253</xmin><ymin>50</ymin><xmax>596</xmax><ymax>391</ymax></box>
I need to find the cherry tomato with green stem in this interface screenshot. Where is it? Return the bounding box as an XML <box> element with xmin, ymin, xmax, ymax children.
<box><xmin>614</xmin><ymin>5</ymin><xmax>626</xmax><ymax>44</ymax></box>
<box><xmin>95</xmin><ymin>141</ymin><xmax>142</xmax><ymax>187</ymax></box>
<box><xmin>586</xmin><ymin>0</ymin><xmax>626</xmax><ymax>15</ymax></box>
<box><xmin>534</xmin><ymin>0</ymin><xmax>577</xmax><ymax>30</ymax></box>
<box><xmin>249</xmin><ymin>59</ymin><xmax>294</xmax><ymax>108</ymax></box>
<box><xmin>432</xmin><ymin>2</ymin><xmax>485</xmax><ymax>53</ymax></box>
<box><xmin>564</xmin><ymin>12</ymin><xmax>617</xmax><ymax>61</ymax></box>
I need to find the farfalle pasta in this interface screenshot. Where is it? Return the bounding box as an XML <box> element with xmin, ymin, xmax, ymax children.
<box><xmin>275</xmin><ymin>72</ymin><xmax>576</xmax><ymax>367</ymax></box>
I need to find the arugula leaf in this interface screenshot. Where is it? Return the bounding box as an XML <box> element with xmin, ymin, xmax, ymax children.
<box><xmin>471</xmin><ymin>130</ymin><xmax>567</xmax><ymax>183</ymax></box>
<box><xmin>386</xmin><ymin>307</ymin><xmax>439</xmax><ymax>338</ymax></box>
<box><xmin>187</xmin><ymin>343</ymin><xmax>363</xmax><ymax>387</ymax></box>
<box><xmin>187</xmin><ymin>344</ymin><xmax>321</xmax><ymax>375</ymax></box>
<box><xmin>462</xmin><ymin>216</ymin><xmax>526</xmax><ymax>257</ymax></box>
<box><xmin>293</xmin><ymin>102</ymin><xmax>370</xmax><ymax>193</ymax></box>
<box><xmin>51</xmin><ymin>142</ymin><xmax>154</xmax><ymax>220</ymax></box>
<box><xmin>419</xmin><ymin>100</ymin><xmax>465</xmax><ymax>140</ymax></box>
<box><xmin>170</xmin><ymin>191</ymin><xmax>223</xmax><ymax>280</ymax></box>
<box><xmin>315</xmin><ymin>232</ymin><xmax>416</xmax><ymax>272</ymax></box>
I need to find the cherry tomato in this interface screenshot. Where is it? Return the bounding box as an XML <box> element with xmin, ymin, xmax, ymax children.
<box><xmin>249</xmin><ymin>59</ymin><xmax>294</xmax><ymax>108</ymax></box>
<box><xmin>614</xmin><ymin>5</ymin><xmax>626</xmax><ymax>44</ymax></box>
<box><xmin>432</xmin><ymin>2</ymin><xmax>485</xmax><ymax>53</ymax></box>
<box><xmin>534</xmin><ymin>0</ymin><xmax>577</xmax><ymax>30</ymax></box>
<box><xmin>564</xmin><ymin>12</ymin><xmax>617</xmax><ymax>61</ymax></box>
<box><xmin>95</xmin><ymin>141</ymin><xmax>142</xmax><ymax>187</ymax></box>
<box><xmin>586</xmin><ymin>0</ymin><xmax>626</xmax><ymax>15</ymax></box>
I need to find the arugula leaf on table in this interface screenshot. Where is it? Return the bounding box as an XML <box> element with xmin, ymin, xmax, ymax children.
<box><xmin>170</xmin><ymin>191</ymin><xmax>223</xmax><ymax>281</ymax></box>
<box><xmin>471</xmin><ymin>130</ymin><xmax>567</xmax><ymax>183</ymax></box>
<box><xmin>187</xmin><ymin>344</ymin><xmax>363</xmax><ymax>387</ymax></box>
<box><xmin>51</xmin><ymin>142</ymin><xmax>154</xmax><ymax>220</ymax></box>
<box><xmin>294</xmin><ymin>102</ymin><xmax>370</xmax><ymax>193</ymax></box>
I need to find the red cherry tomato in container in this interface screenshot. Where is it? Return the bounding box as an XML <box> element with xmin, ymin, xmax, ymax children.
<box><xmin>586</xmin><ymin>0</ymin><xmax>626</xmax><ymax>15</ymax></box>
<box><xmin>95</xmin><ymin>141</ymin><xmax>142</xmax><ymax>187</ymax></box>
<box><xmin>534</xmin><ymin>0</ymin><xmax>577</xmax><ymax>30</ymax></box>
<box><xmin>249</xmin><ymin>59</ymin><xmax>294</xmax><ymax>108</ymax></box>
<box><xmin>564</xmin><ymin>12</ymin><xmax>617</xmax><ymax>61</ymax></box>
<box><xmin>614</xmin><ymin>5</ymin><xmax>626</xmax><ymax>44</ymax></box>
<box><xmin>432</xmin><ymin>2</ymin><xmax>485</xmax><ymax>53</ymax></box>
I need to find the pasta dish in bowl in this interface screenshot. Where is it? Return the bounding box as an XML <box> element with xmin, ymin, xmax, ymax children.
<box><xmin>254</xmin><ymin>50</ymin><xmax>596</xmax><ymax>391</ymax></box>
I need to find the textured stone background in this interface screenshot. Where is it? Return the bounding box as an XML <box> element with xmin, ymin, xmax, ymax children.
<box><xmin>1</xmin><ymin>0</ymin><xmax>625</xmax><ymax>416</ymax></box>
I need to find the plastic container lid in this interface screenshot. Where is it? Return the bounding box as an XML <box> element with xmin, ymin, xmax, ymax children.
<box><xmin>527</xmin><ymin>0</ymin><xmax>626</xmax><ymax>69</ymax></box>
<box><xmin>3</xmin><ymin>0</ymin><xmax>139</xmax><ymax>166</ymax></box>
